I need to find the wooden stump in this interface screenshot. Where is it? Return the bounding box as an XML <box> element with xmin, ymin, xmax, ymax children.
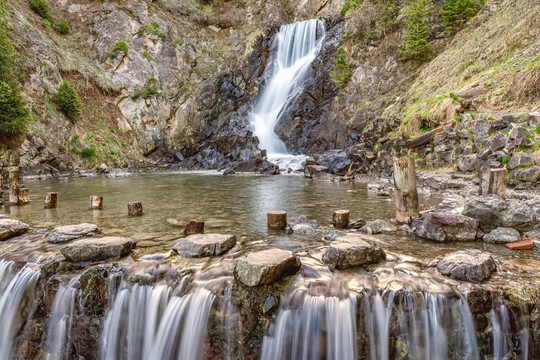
<box><xmin>8</xmin><ymin>166</ymin><xmax>19</xmax><ymax>188</ymax></box>
<box><xmin>184</xmin><ymin>220</ymin><xmax>205</xmax><ymax>235</ymax></box>
<box><xmin>9</xmin><ymin>187</ymin><xmax>19</xmax><ymax>205</ymax></box>
<box><xmin>267</xmin><ymin>211</ymin><xmax>287</xmax><ymax>230</ymax></box>
<box><xmin>393</xmin><ymin>157</ymin><xmax>419</xmax><ymax>223</ymax></box>
<box><xmin>18</xmin><ymin>187</ymin><xmax>30</xmax><ymax>204</ymax></box>
<box><xmin>333</xmin><ymin>210</ymin><xmax>350</xmax><ymax>228</ymax></box>
<box><xmin>128</xmin><ymin>201</ymin><xmax>143</xmax><ymax>216</ymax></box>
<box><xmin>479</xmin><ymin>167</ymin><xmax>507</xmax><ymax>198</ymax></box>
<box><xmin>90</xmin><ymin>196</ymin><xmax>103</xmax><ymax>210</ymax></box>
<box><xmin>44</xmin><ymin>192</ymin><xmax>58</xmax><ymax>209</ymax></box>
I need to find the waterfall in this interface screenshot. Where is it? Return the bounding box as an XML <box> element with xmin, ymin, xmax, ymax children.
<box><xmin>45</xmin><ymin>276</ymin><xmax>79</xmax><ymax>360</ymax></box>
<box><xmin>491</xmin><ymin>304</ymin><xmax>511</xmax><ymax>360</ymax></box>
<box><xmin>0</xmin><ymin>260</ymin><xmax>40</xmax><ymax>359</ymax></box>
<box><xmin>101</xmin><ymin>283</ymin><xmax>215</xmax><ymax>360</ymax></box>
<box><xmin>249</xmin><ymin>19</ymin><xmax>325</xmax><ymax>170</ymax></box>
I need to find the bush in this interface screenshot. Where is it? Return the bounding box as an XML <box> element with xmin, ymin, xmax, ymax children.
<box><xmin>29</xmin><ymin>0</ymin><xmax>52</xmax><ymax>22</ymax></box>
<box><xmin>132</xmin><ymin>77</ymin><xmax>161</xmax><ymax>100</ymax></box>
<box><xmin>138</xmin><ymin>21</ymin><xmax>166</xmax><ymax>39</ymax></box>
<box><xmin>54</xmin><ymin>80</ymin><xmax>82</xmax><ymax>117</ymax></box>
<box><xmin>56</xmin><ymin>17</ymin><xmax>69</xmax><ymax>34</ymax></box>
<box><xmin>0</xmin><ymin>81</ymin><xmax>31</xmax><ymax>136</ymax></box>
<box><xmin>441</xmin><ymin>0</ymin><xmax>483</xmax><ymax>33</ymax></box>
<box><xmin>330</xmin><ymin>47</ymin><xmax>353</xmax><ymax>87</ymax></box>
<box><xmin>399</xmin><ymin>0</ymin><xmax>433</xmax><ymax>63</ymax></box>
<box><xmin>340</xmin><ymin>0</ymin><xmax>363</xmax><ymax>16</ymax></box>
<box><xmin>81</xmin><ymin>147</ymin><xmax>95</xmax><ymax>158</ymax></box>
<box><xmin>107</xmin><ymin>41</ymin><xmax>128</xmax><ymax>59</ymax></box>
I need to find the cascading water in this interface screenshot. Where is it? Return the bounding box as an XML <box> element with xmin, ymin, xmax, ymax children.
<box><xmin>249</xmin><ymin>19</ymin><xmax>325</xmax><ymax>170</ymax></box>
<box><xmin>491</xmin><ymin>304</ymin><xmax>511</xmax><ymax>360</ymax></box>
<box><xmin>0</xmin><ymin>260</ymin><xmax>40</xmax><ymax>360</ymax></box>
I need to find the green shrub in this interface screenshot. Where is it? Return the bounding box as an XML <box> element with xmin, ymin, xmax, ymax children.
<box><xmin>138</xmin><ymin>21</ymin><xmax>166</xmax><ymax>39</ymax></box>
<box><xmin>58</xmin><ymin>145</ymin><xmax>66</xmax><ymax>151</ymax></box>
<box><xmin>536</xmin><ymin>125</ymin><xmax>540</xmax><ymax>135</ymax></box>
<box><xmin>54</xmin><ymin>80</ymin><xmax>82</xmax><ymax>117</ymax></box>
<box><xmin>29</xmin><ymin>0</ymin><xmax>53</xmax><ymax>22</ymax></box>
<box><xmin>0</xmin><ymin>81</ymin><xmax>31</xmax><ymax>136</ymax></box>
<box><xmin>399</xmin><ymin>0</ymin><xmax>433</xmax><ymax>63</ymax></box>
<box><xmin>107</xmin><ymin>41</ymin><xmax>129</xmax><ymax>59</ymax></box>
<box><xmin>441</xmin><ymin>0</ymin><xmax>483</xmax><ymax>33</ymax></box>
<box><xmin>81</xmin><ymin>147</ymin><xmax>95</xmax><ymax>158</ymax></box>
<box><xmin>340</xmin><ymin>0</ymin><xmax>363</xmax><ymax>16</ymax></box>
<box><xmin>56</xmin><ymin>17</ymin><xmax>69</xmax><ymax>34</ymax></box>
<box><xmin>132</xmin><ymin>77</ymin><xmax>161</xmax><ymax>100</ymax></box>
<box><xmin>330</xmin><ymin>47</ymin><xmax>353</xmax><ymax>87</ymax></box>
<box><xmin>143</xmin><ymin>51</ymin><xmax>153</xmax><ymax>61</ymax></box>
<box><xmin>502</xmin><ymin>156</ymin><xmax>509</xmax><ymax>164</ymax></box>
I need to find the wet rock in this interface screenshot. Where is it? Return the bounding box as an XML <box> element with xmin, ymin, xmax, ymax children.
<box><xmin>322</xmin><ymin>234</ymin><xmax>385</xmax><ymax>269</ymax></box>
<box><xmin>437</xmin><ymin>250</ymin><xmax>496</xmax><ymax>282</ymax></box>
<box><xmin>48</xmin><ymin>223</ymin><xmax>99</xmax><ymax>244</ymax></box>
<box><xmin>61</xmin><ymin>236</ymin><xmax>135</xmax><ymax>262</ymax></box>
<box><xmin>304</xmin><ymin>164</ymin><xmax>328</xmax><ymax>178</ymax></box>
<box><xmin>413</xmin><ymin>212</ymin><xmax>480</xmax><ymax>242</ymax></box>
<box><xmin>508</xmin><ymin>153</ymin><xmax>532</xmax><ymax>170</ymax></box>
<box><xmin>0</xmin><ymin>218</ymin><xmax>29</xmax><ymax>240</ymax></box>
<box><xmin>360</xmin><ymin>219</ymin><xmax>396</xmax><ymax>234</ymax></box>
<box><xmin>79</xmin><ymin>265</ymin><xmax>113</xmax><ymax>314</ymax></box>
<box><xmin>287</xmin><ymin>216</ymin><xmax>319</xmax><ymax>229</ymax></box>
<box><xmin>234</xmin><ymin>249</ymin><xmax>301</xmax><ymax>287</ymax></box>
<box><xmin>291</xmin><ymin>224</ymin><xmax>320</xmax><ymax>236</ymax></box>
<box><xmin>483</xmin><ymin>227</ymin><xmax>521</xmax><ymax>244</ymax></box>
<box><xmin>172</xmin><ymin>234</ymin><xmax>236</xmax><ymax>257</ymax></box>
<box><xmin>312</xmin><ymin>150</ymin><xmax>351</xmax><ymax>174</ymax></box>
<box><xmin>232</xmin><ymin>158</ymin><xmax>279</xmax><ymax>175</ymax></box>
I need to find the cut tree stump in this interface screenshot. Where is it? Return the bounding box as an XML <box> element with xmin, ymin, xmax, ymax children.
<box><xmin>393</xmin><ymin>157</ymin><xmax>419</xmax><ymax>223</ymax></box>
<box><xmin>8</xmin><ymin>166</ymin><xmax>19</xmax><ymax>188</ymax></box>
<box><xmin>267</xmin><ymin>211</ymin><xmax>287</xmax><ymax>230</ymax></box>
<box><xmin>128</xmin><ymin>201</ymin><xmax>143</xmax><ymax>216</ymax></box>
<box><xmin>18</xmin><ymin>187</ymin><xmax>30</xmax><ymax>204</ymax></box>
<box><xmin>184</xmin><ymin>220</ymin><xmax>205</xmax><ymax>235</ymax></box>
<box><xmin>9</xmin><ymin>187</ymin><xmax>19</xmax><ymax>205</ymax></box>
<box><xmin>479</xmin><ymin>167</ymin><xmax>507</xmax><ymax>198</ymax></box>
<box><xmin>333</xmin><ymin>210</ymin><xmax>350</xmax><ymax>228</ymax></box>
<box><xmin>44</xmin><ymin>192</ymin><xmax>58</xmax><ymax>209</ymax></box>
<box><xmin>90</xmin><ymin>196</ymin><xmax>103</xmax><ymax>210</ymax></box>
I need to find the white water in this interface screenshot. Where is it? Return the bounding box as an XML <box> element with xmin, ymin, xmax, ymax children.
<box><xmin>0</xmin><ymin>260</ymin><xmax>40</xmax><ymax>359</ymax></box>
<box><xmin>101</xmin><ymin>283</ymin><xmax>215</xmax><ymax>360</ymax></box>
<box><xmin>249</xmin><ymin>19</ymin><xmax>325</xmax><ymax>170</ymax></box>
<box><xmin>491</xmin><ymin>304</ymin><xmax>511</xmax><ymax>360</ymax></box>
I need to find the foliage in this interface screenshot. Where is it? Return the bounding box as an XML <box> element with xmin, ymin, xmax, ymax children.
<box><xmin>54</xmin><ymin>80</ymin><xmax>82</xmax><ymax>117</ymax></box>
<box><xmin>81</xmin><ymin>147</ymin><xmax>95</xmax><ymax>158</ymax></box>
<box><xmin>29</xmin><ymin>0</ymin><xmax>52</xmax><ymax>22</ymax></box>
<box><xmin>0</xmin><ymin>81</ymin><xmax>31</xmax><ymax>135</ymax></box>
<box><xmin>330</xmin><ymin>47</ymin><xmax>353</xmax><ymax>87</ymax></box>
<box><xmin>107</xmin><ymin>41</ymin><xmax>128</xmax><ymax>59</ymax></box>
<box><xmin>132</xmin><ymin>77</ymin><xmax>161</xmax><ymax>100</ymax></box>
<box><xmin>502</xmin><ymin>156</ymin><xmax>509</xmax><ymax>164</ymax></box>
<box><xmin>399</xmin><ymin>0</ymin><xmax>433</xmax><ymax>63</ymax></box>
<box><xmin>138</xmin><ymin>21</ymin><xmax>166</xmax><ymax>40</ymax></box>
<box><xmin>341</xmin><ymin>0</ymin><xmax>363</xmax><ymax>16</ymax></box>
<box><xmin>56</xmin><ymin>17</ymin><xmax>69</xmax><ymax>34</ymax></box>
<box><xmin>441</xmin><ymin>0</ymin><xmax>483</xmax><ymax>33</ymax></box>
<box><xmin>58</xmin><ymin>145</ymin><xmax>66</xmax><ymax>151</ymax></box>
<box><xmin>143</xmin><ymin>51</ymin><xmax>153</xmax><ymax>61</ymax></box>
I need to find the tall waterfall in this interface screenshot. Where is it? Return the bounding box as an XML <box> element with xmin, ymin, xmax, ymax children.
<box><xmin>0</xmin><ymin>260</ymin><xmax>40</xmax><ymax>359</ymax></box>
<box><xmin>249</xmin><ymin>19</ymin><xmax>325</xmax><ymax>170</ymax></box>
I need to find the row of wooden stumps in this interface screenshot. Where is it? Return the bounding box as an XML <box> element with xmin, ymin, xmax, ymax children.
<box><xmin>267</xmin><ymin>209</ymin><xmax>351</xmax><ymax>229</ymax></box>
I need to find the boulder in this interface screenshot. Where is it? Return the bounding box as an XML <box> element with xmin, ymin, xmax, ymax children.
<box><xmin>508</xmin><ymin>153</ymin><xmax>532</xmax><ymax>170</ymax></box>
<box><xmin>234</xmin><ymin>249</ymin><xmax>301</xmax><ymax>287</ymax></box>
<box><xmin>322</xmin><ymin>234</ymin><xmax>385</xmax><ymax>269</ymax></box>
<box><xmin>507</xmin><ymin>126</ymin><xmax>532</xmax><ymax>148</ymax></box>
<box><xmin>312</xmin><ymin>150</ymin><xmax>351</xmax><ymax>174</ymax></box>
<box><xmin>172</xmin><ymin>234</ymin><xmax>236</xmax><ymax>257</ymax></box>
<box><xmin>304</xmin><ymin>165</ymin><xmax>329</xmax><ymax>178</ymax></box>
<box><xmin>528</xmin><ymin>111</ymin><xmax>540</xmax><ymax>126</ymax></box>
<box><xmin>413</xmin><ymin>212</ymin><xmax>479</xmax><ymax>242</ymax></box>
<box><xmin>489</xmin><ymin>132</ymin><xmax>507</xmax><ymax>152</ymax></box>
<box><xmin>457</xmin><ymin>155</ymin><xmax>476</xmax><ymax>173</ymax></box>
<box><xmin>437</xmin><ymin>250</ymin><xmax>496</xmax><ymax>282</ymax></box>
<box><xmin>61</xmin><ymin>237</ymin><xmax>135</xmax><ymax>262</ymax></box>
<box><xmin>513</xmin><ymin>167</ymin><xmax>540</xmax><ymax>182</ymax></box>
<box><xmin>483</xmin><ymin>227</ymin><xmax>521</xmax><ymax>244</ymax></box>
<box><xmin>48</xmin><ymin>223</ymin><xmax>99</xmax><ymax>244</ymax></box>
<box><xmin>360</xmin><ymin>219</ymin><xmax>396</xmax><ymax>234</ymax></box>
<box><xmin>0</xmin><ymin>218</ymin><xmax>30</xmax><ymax>241</ymax></box>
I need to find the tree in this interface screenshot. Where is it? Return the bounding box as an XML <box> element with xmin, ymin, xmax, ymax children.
<box><xmin>441</xmin><ymin>0</ymin><xmax>483</xmax><ymax>33</ymax></box>
<box><xmin>54</xmin><ymin>80</ymin><xmax>82</xmax><ymax>117</ymax></box>
<box><xmin>399</xmin><ymin>0</ymin><xmax>433</xmax><ymax>63</ymax></box>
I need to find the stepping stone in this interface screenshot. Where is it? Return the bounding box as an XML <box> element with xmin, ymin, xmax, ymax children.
<box><xmin>506</xmin><ymin>240</ymin><xmax>533</xmax><ymax>250</ymax></box>
<box><xmin>61</xmin><ymin>236</ymin><xmax>135</xmax><ymax>262</ymax></box>
<box><xmin>437</xmin><ymin>250</ymin><xmax>496</xmax><ymax>283</ymax></box>
<box><xmin>483</xmin><ymin>227</ymin><xmax>521</xmax><ymax>244</ymax></box>
<box><xmin>48</xmin><ymin>223</ymin><xmax>99</xmax><ymax>244</ymax></box>
<box><xmin>0</xmin><ymin>218</ymin><xmax>29</xmax><ymax>241</ymax></box>
<box><xmin>322</xmin><ymin>234</ymin><xmax>386</xmax><ymax>269</ymax></box>
<box><xmin>234</xmin><ymin>249</ymin><xmax>301</xmax><ymax>287</ymax></box>
<box><xmin>173</xmin><ymin>234</ymin><xmax>236</xmax><ymax>258</ymax></box>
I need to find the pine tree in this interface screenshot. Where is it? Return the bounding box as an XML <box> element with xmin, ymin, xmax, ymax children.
<box><xmin>399</xmin><ymin>0</ymin><xmax>433</xmax><ymax>63</ymax></box>
<box><xmin>441</xmin><ymin>0</ymin><xmax>483</xmax><ymax>33</ymax></box>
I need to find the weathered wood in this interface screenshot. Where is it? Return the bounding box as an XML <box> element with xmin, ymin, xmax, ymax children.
<box><xmin>18</xmin><ymin>187</ymin><xmax>30</xmax><ymax>204</ymax></box>
<box><xmin>393</xmin><ymin>157</ymin><xmax>419</xmax><ymax>223</ymax></box>
<box><xmin>44</xmin><ymin>192</ymin><xmax>58</xmax><ymax>209</ymax></box>
<box><xmin>405</xmin><ymin>127</ymin><xmax>443</xmax><ymax>149</ymax></box>
<box><xmin>90</xmin><ymin>196</ymin><xmax>103</xmax><ymax>210</ymax></box>
<box><xmin>184</xmin><ymin>220</ymin><xmax>205</xmax><ymax>235</ymax></box>
<box><xmin>8</xmin><ymin>166</ymin><xmax>19</xmax><ymax>188</ymax></box>
<box><xmin>333</xmin><ymin>210</ymin><xmax>350</xmax><ymax>228</ymax></box>
<box><xmin>479</xmin><ymin>167</ymin><xmax>507</xmax><ymax>198</ymax></box>
<box><xmin>267</xmin><ymin>211</ymin><xmax>287</xmax><ymax>230</ymax></box>
<box><xmin>128</xmin><ymin>201</ymin><xmax>143</xmax><ymax>216</ymax></box>
<box><xmin>9</xmin><ymin>187</ymin><xmax>19</xmax><ymax>205</ymax></box>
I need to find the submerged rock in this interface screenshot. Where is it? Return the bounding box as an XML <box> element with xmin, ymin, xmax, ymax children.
<box><xmin>0</xmin><ymin>218</ymin><xmax>29</xmax><ymax>241</ymax></box>
<box><xmin>437</xmin><ymin>250</ymin><xmax>496</xmax><ymax>283</ymax></box>
<box><xmin>61</xmin><ymin>236</ymin><xmax>135</xmax><ymax>262</ymax></box>
<box><xmin>483</xmin><ymin>227</ymin><xmax>521</xmax><ymax>244</ymax></box>
<box><xmin>360</xmin><ymin>219</ymin><xmax>396</xmax><ymax>234</ymax></box>
<box><xmin>172</xmin><ymin>234</ymin><xmax>236</xmax><ymax>258</ymax></box>
<box><xmin>48</xmin><ymin>223</ymin><xmax>99</xmax><ymax>244</ymax></box>
<box><xmin>234</xmin><ymin>249</ymin><xmax>301</xmax><ymax>287</ymax></box>
<box><xmin>322</xmin><ymin>234</ymin><xmax>386</xmax><ymax>269</ymax></box>
<box><xmin>413</xmin><ymin>212</ymin><xmax>480</xmax><ymax>242</ymax></box>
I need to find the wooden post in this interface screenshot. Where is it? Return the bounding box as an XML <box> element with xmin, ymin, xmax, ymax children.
<box><xmin>184</xmin><ymin>220</ymin><xmax>204</xmax><ymax>235</ymax></box>
<box><xmin>267</xmin><ymin>211</ymin><xmax>287</xmax><ymax>230</ymax></box>
<box><xmin>9</xmin><ymin>187</ymin><xmax>19</xmax><ymax>205</ymax></box>
<box><xmin>333</xmin><ymin>210</ymin><xmax>350</xmax><ymax>228</ymax></box>
<box><xmin>90</xmin><ymin>196</ymin><xmax>103</xmax><ymax>209</ymax></box>
<box><xmin>44</xmin><ymin>192</ymin><xmax>58</xmax><ymax>208</ymax></box>
<box><xmin>128</xmin><ymin>201</ymin><xmax>143</xmax><ymax>216</ymax></box>
<box><xmin>479</xmin><ymin>167</ymin><xmax>506</xmax><ymax>198</ymax></box>
<box><xmin>8</xmin><ymin>166</ymin><xmax>19</xmax><ymax>188</ymax></box>
<box><xmin>393</xmin><ymin>157</ymin><xmax>419</xmax><ymax>223</ymax></box>
<box><xmin>18</xmin><ymin>187</ymin><xmax>30</xmax><ymax>204</ymax></box>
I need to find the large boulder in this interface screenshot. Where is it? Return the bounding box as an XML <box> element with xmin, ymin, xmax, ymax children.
<box><xmin>413</xmin><ymin>212</ymin><xmax>480</xmax><ymax>242</ymax></box>
<box><xmin>508</xmin><ymin>153</ymin><xmax>532</xmax><ymax>170</ymax></box>
<box><xmin>360</xmin><ymin>219</ymin><xmax>396</xmax><ymax>234</ymax></box>
<box><xmin>483</xmin><ymin>227</ymin><xmax>521</xmax><ymax>244</ymax></box>
<box><xmin>234</xmin><ymin>249</ymin><xmax>301</xmax><ymax>287</ymax></box>
<box><xmin>0</xmin><ymin>218</ymin><xmax>30</xmax><ymax>241</ymax></box>
<box><xmin>437</xmin><ymin>250</ymin><xmax>496</xmax><ymax>283</ymax></box>
<box><xmin>312</xmin><ymin>150</ymin><xmax>351</xmax><ymax>174</ymax></box>
<box><xmin>322</xmin><ymin>234</ymin><xmax>385</xmax><ymax>269</ymax></box>
<box><xmin>172</xmin><ymin>234</ymin><xmax>236</xmax><ymax>258</ymax></box>
<box><xmin>48</xmin><ymin>223</ymin><xmax>99</xmax><ymax>244</ymax></box>
<box><xmin>61</xmin><ymin>237</ymin><xmax>135</xmax><ymax>262</ymax></box>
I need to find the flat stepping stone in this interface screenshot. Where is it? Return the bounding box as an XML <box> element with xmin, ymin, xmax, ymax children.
<box><xmin>61</xmin><ymin>236</ymin><xmax>135</xmax><ymax>262</ymax></box>
<box><xmin>172</xmin><ymin>234</ymin><xmax>236</xmax><ymax>258</ymax></box>
<box><xmin>234</xmin><ymin>249</ymin><xmax>301</xmax><ymax>287</ymax></box>
<box><xmin>506</xmin><ymin>240</ymin><xmax>533</xmax><ymax>250</ymax></box>
<box><xmin>437</xmin><ymin>250</ymin><xmax>496</xmax><ymax>283</ymax></box>
<box><xmin>322</xmin><ymin>234</ymin><xmax>386</xmax><ymax>269</ymax></box>
<box><xmin>48</xmin><ymin>223</ymin><xmax>99</xmax><ymax>244</ymax></box>
<box><xmin>0</xmin><ymin>218</ymin><xmax>29</xmax><ymax>241</ymax></box>
<box><xmin>483</xmin><ymin>227</ymin><xmax>521</xmax><ymax>244</ymax></box>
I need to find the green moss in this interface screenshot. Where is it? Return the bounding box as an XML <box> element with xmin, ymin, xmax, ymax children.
<box><xmin>107</xmin><ymin>41</ymin><xmax>129</xmax><ymax>59</ymax></box>
<box><xmin>502</xmin><ymin>156</ymin><xmax>509</xmax><ymax>164</ymax></box>
<box><xmin>132</xmin><ymin>77</ymin><xmax>161</xmax><ymax>100</ymax></box>
<box><xmin>143</xmin><ymin>51</ymin><xmax>153</xmax><ymax>61</ymax></box>
<box><xmin>54</xmin><ymin>80</ymin><xmax>82</xmax><ymax>117</ymax></box>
